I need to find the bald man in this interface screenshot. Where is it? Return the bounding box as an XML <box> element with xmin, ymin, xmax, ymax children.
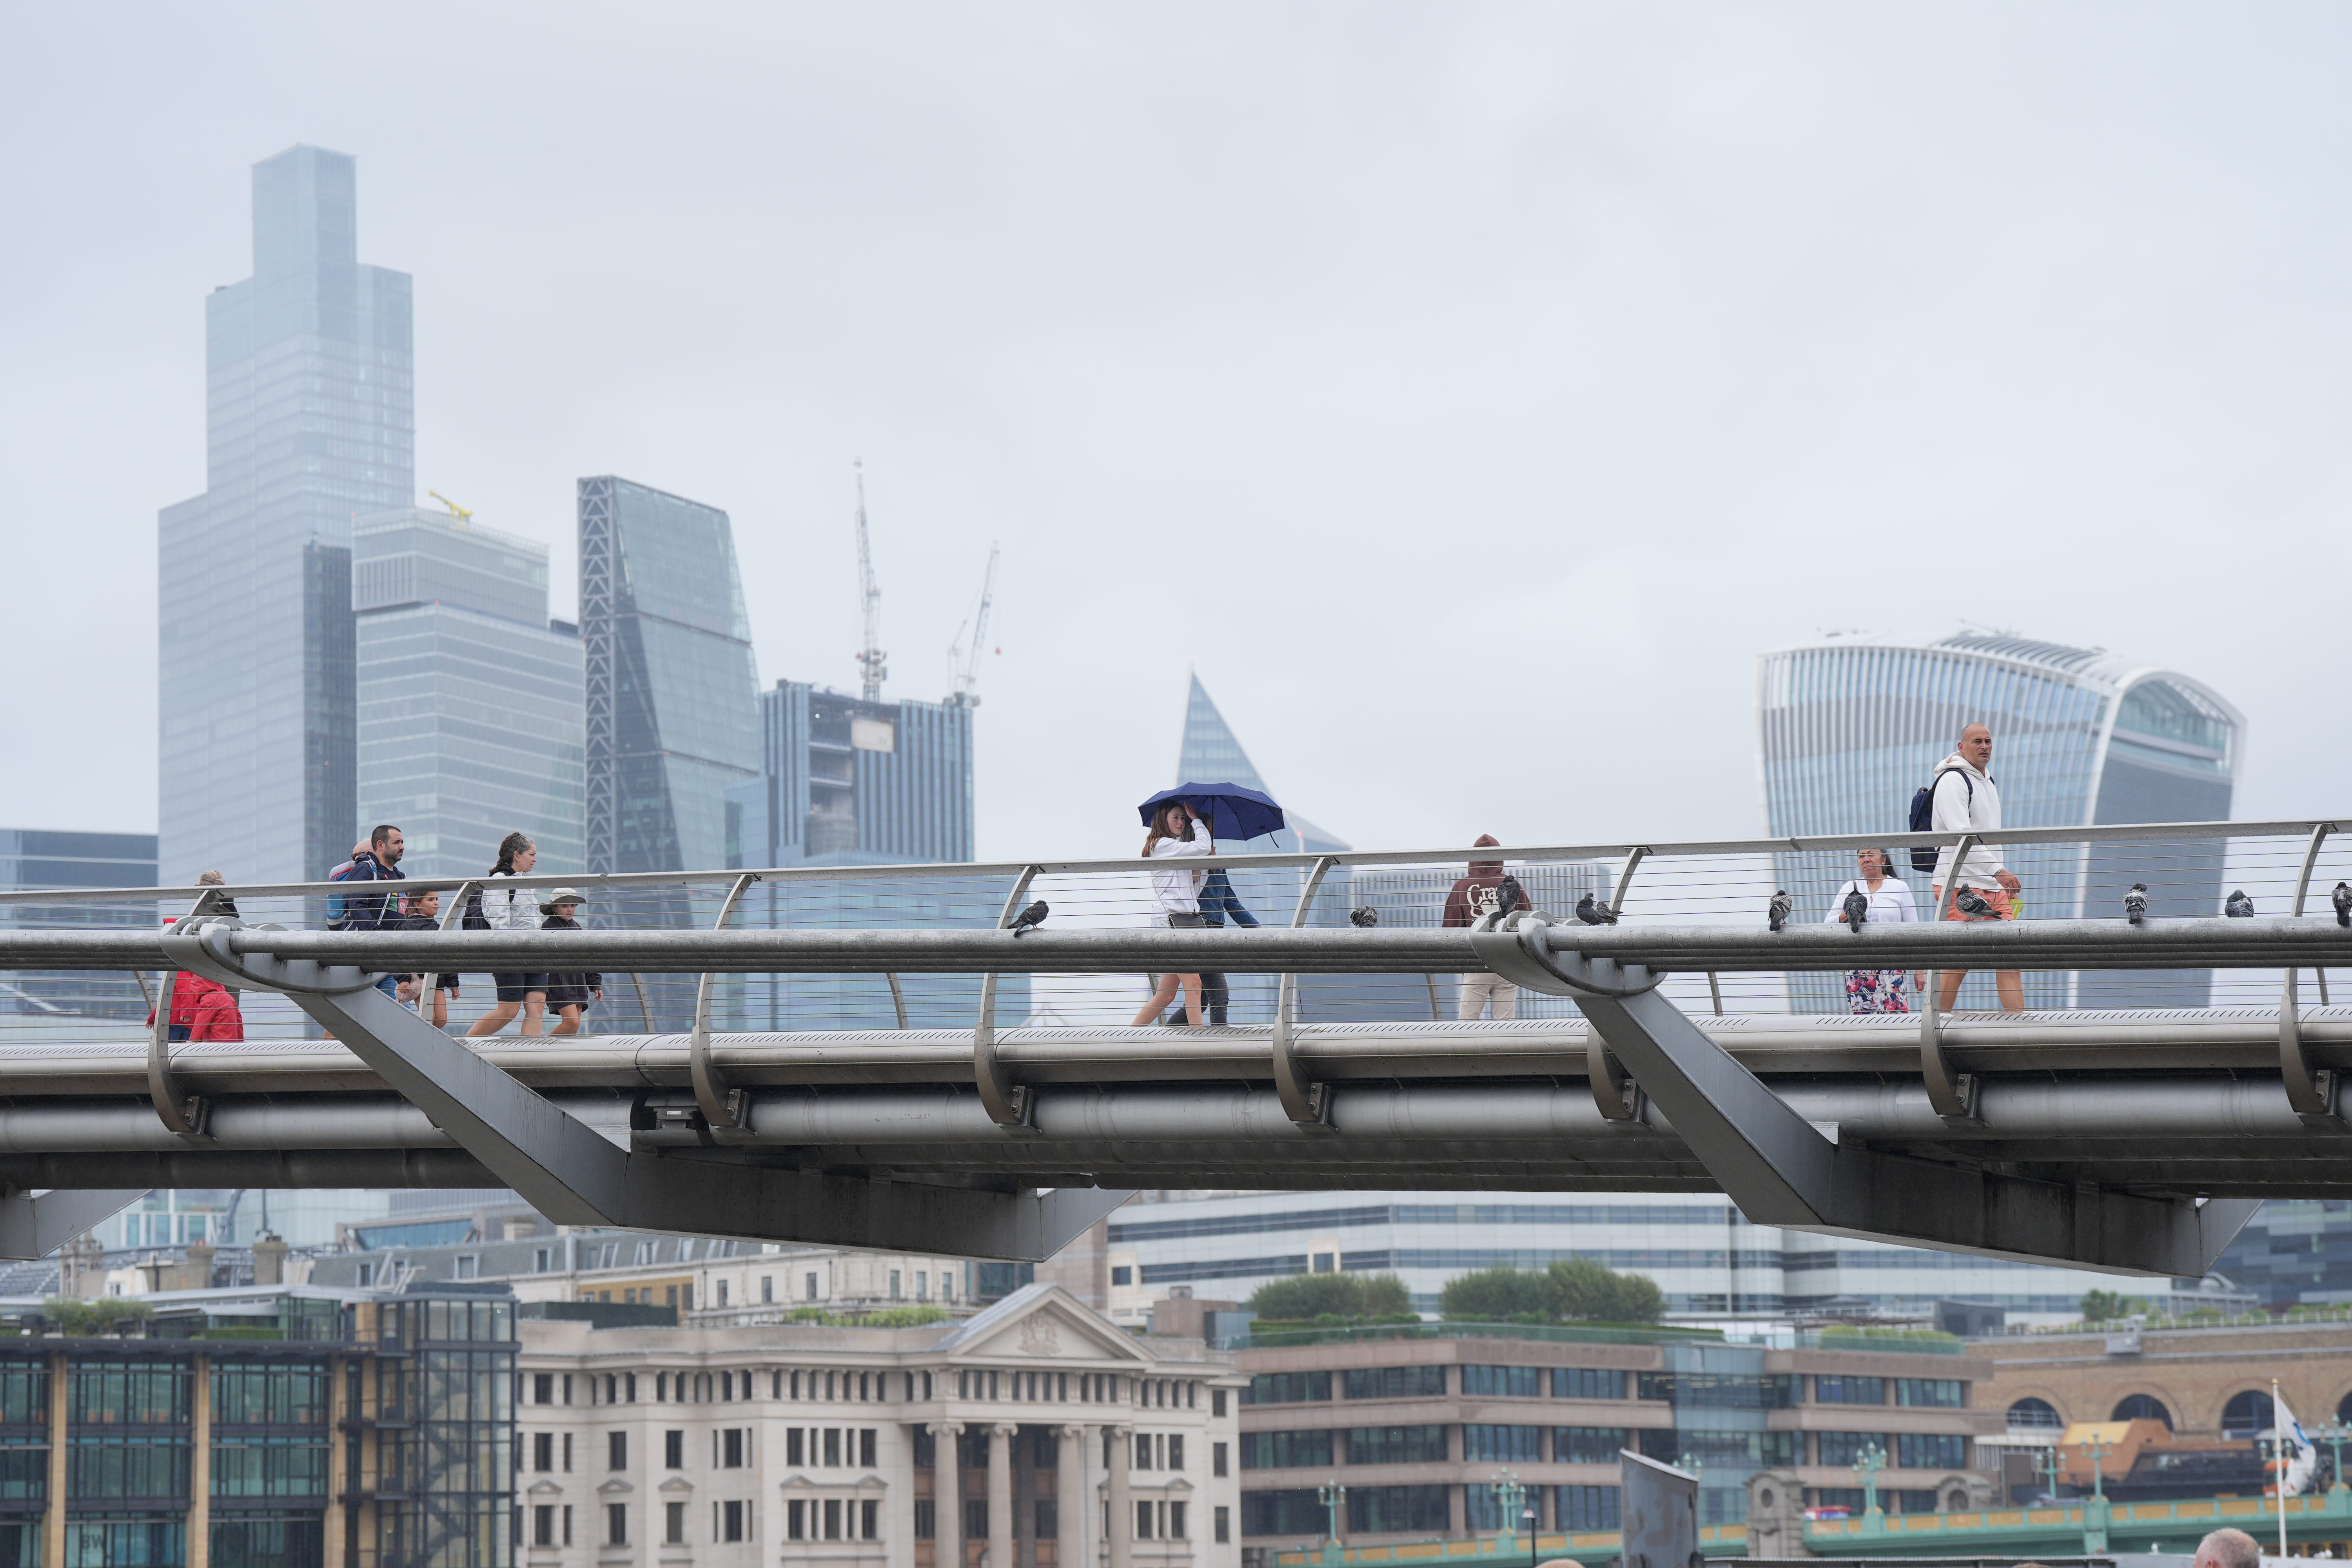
<box><xmin>1929</xmin><ymin>722</ymin><xmax>2025</xmax><ymax>1012</ymax></box>
<box><xmin>2194</xmin><ymin>1527</ymin><xmax>2261</xmax><ymax>1568</ymax></box>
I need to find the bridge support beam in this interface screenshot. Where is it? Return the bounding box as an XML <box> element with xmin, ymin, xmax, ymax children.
<box><xmin>1570</xmin><ymin>984</ymin><xmax>2261</xmax><ymax>1277</ymax></box>
<box><xmin>0</xmin><ymin>1188</ymin><xmax>145</xmax><ymax>1262</ymax></box>
<box><xmin>293</xmin><ymin>982</ymin><xmax>1129</xmax><ymax>1260</ymax></box>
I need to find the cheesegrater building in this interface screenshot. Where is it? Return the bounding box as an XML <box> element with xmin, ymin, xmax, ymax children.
<box><xmin>1754</xmin><ymin>633</ymin><xmax>2243</xmax><ymax>1011</ymax></box>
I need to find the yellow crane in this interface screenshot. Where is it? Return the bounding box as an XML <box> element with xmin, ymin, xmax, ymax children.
<box><xmin>428</xmin><ymin>490</ymin><xmax>474</xmax><ymax>521</ymax></box>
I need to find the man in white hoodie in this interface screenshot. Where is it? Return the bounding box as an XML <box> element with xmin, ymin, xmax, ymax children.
<box><xmin>1930</xmin><ymin>722</ymin><xmax>2024</xmax><ymax>1012</ymax></box>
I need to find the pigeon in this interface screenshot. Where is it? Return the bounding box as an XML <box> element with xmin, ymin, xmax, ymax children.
<box><xmin>1767</xmin><ymin>890</ymin><xmax>1792</xmax><ymax>933</ymax></box>
<box><xmin>1497</xmin><ymin>875</ymin><xmax>1528</xmax><ymax>917</ymax></box>
<box><xmin>1575</xmin><ymin>893</ymin><xmax>1617</xmax><ymax>926</ymax></box>
<box><xmin>2225</xmin><ymin>889</ymin><xmax>2255</xmax><ymax>919</ymax></box>
<box><xmin>1348</xmin><ymin>905</ymin><xmax>1379</xmax><ymax>928</ymax></box>
<box><xmin>2123</xmin><ymin>884</ymin><xmax>2148</xmax><ymax>926</ymax></box>
<box><xmin>1007</xmin><ymin>900</ymin><xmax>1050</xmax><ymax>937</ymax></box>
<box><xmin>2335</xmin><ymin>882</ymin><xmax>2352</xmax><ymax>929</ymax></box>
<box><xmin>1953</xmin><ymin>885</ymin><xmax>1997</xmax><ymax>920</ymax></box>
<box><xmin>1842</xmin><ymin>888</ymin><xmax>1871</xmax><ymax>932</ymax></box>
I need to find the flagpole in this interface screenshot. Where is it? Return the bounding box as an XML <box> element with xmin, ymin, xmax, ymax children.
<box><xmin>2278</xmin><ymin>1378</ymin><xmax>2290</xmax><ymax>1560</ymax></box>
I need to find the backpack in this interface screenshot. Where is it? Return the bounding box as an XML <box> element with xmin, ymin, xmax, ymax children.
<box><xmin>1907</xmin><ymin>767</ymin><xmax>1972</xmax><ymax>872</ymax></box>
<box><xmin>324</xmin><ymin>858</ymin><xmax>363</xmax><ymax>929</ymax></box>
<box><xmin>462</xmin><ymin>886</ymin><xmax>493</xmax><ymax>932</ymax></box>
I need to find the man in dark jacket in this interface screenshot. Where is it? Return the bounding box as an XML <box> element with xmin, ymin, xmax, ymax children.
<box><xmin>341</xmin><ymin>824</ymin><xmax>408</xmax><ymax>997</ymax></box>
<box><xmin>1162</xmin><ymin>867</ymin><xmax>1260</xmax><ymax>1027</ymax></box>
<box><xmin>1443</xmin><ymin>834</ymin><xmax>1517</xmax><ymax>1020</ymax></box>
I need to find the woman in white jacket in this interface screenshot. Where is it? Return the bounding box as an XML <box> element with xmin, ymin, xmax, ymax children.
<box><xmin>1129</xmin><ymin>802</ymin><xmax>1214</xmax><ymax>1028</ymax></box>
<box><xmin>465</xmin><ymin>831</ymin><xmax>549</xmax><ymax>1037</ymax></box>
<box><xmin>1823</xmin><ymin>847</ymin><xmax>1920</xmax><ymax>1013</ymax></box>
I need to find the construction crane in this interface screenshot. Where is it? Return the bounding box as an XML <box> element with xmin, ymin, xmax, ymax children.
<box><xmin>428</xmin><ymin>490</ymin><xmax>474</xmax><ymax>521</ymax></box>
<box><xmin>851</xmin><ymin>461</ymin><xmax>887</xmax><ymax>702</ymax></box>
<box><xmin>946</xmin><ymin>543</ymin><xmax>1000</xmax><ymax>708</ymax></box>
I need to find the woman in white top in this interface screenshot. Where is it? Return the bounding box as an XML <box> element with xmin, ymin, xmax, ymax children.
<box><xmin>1130</xmin><ymin>802</ymin><xmax>1214</xmax><ymax>1028</ymax></box>
<box><xmin>465</xmin><ymin>831</ymin><xmax>549</xmax><ymax>1038</ymax></box>
<box><xmin>1823</xmin><ymin>847</ymin><xmax>1920</xmax><ymax>1014</ymax></box>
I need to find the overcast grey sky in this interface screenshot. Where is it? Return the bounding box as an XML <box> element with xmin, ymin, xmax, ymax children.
<box><xmin>3</xmin><ymin>4</ymin><xmax>2346</xmax><ymax>863</ymax></box>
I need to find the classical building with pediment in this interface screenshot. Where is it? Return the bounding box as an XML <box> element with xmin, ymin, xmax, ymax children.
<box><xmin>516</xmin><ymin>1283</ymin><xmax>1243</xmax><ymax>1568</ymax></box>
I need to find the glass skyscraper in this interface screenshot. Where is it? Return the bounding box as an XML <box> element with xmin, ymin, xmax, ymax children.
<box><xmin>722</xmin><ymin>681</ymin><xmax>1020</xmax><ymax>1029</ymax></box>
<box><xmin>577</xmin><ymin>477</ymin><xmax>760</xmax><ymax>878</ymax></box>
<box><xmin>354</xmin><ymin>509</ymin><xmax>586</xmax><ymax>879</ymax></box>
<box><xmin>1755</xmin><ymin>632</ymin><xmax>2242</xmax><ymax>1009</ymax></box>
<box><xmin>158</xmin><ymin>146</ymin><xmax>414</xmax><ymax>886</ymax></box>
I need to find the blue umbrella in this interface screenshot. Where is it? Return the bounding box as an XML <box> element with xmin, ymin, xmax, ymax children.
<box><xmin>1138</xmin><ymin>783</ymin><xmax>1287</xmax><ymax>844</ymax></box>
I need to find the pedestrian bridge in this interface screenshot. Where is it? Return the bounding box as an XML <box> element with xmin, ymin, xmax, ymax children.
<box><xmin>0</xmin><ymin>815</ymin><xmax>2343</xmax><ymax>1274</ymax></box>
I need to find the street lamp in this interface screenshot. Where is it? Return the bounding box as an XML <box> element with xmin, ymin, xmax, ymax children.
<box><xmin>1490</xmin><ymin>1470</ymin><xmax>1526</xmax><ymax>1554</ymax></box>
<box><xmin>2315</xmin><ymin>1421</ymin><xmax>2352</xmax><ymax>1495</ymax></box>
<box><xmin>1852</xmin><ymin>1443</ymin><xmax>1887</xmax><ymax>1520</ymax></box>
<box><xmin>1318</xmin><ymin>1480</ymin><xmax>1348</xmax><ymax>1567</ymax></box>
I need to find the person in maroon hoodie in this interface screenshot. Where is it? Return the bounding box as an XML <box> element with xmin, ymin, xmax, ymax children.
<box><xmin>1443</xmin><ymin>834</ymin><xmax>1519</xmax><ymax>1020</ymax></box>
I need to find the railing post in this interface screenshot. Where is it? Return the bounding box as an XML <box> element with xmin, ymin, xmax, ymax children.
<box><xmin>1588</xmin><ymin>851</ymin><xmax>1648</xmax><ymax>1121</ymax></box>
<box><xmin>690</xmin><ymin>873</ymin><xmax>759</xmax><ymax>1131</ymax></box>
<box><xmin>147</xmin><ymin>889</ymin><xmax>225</xmax><ymax>1137</ymax></box>
<box><xmin>1920</xmin><ymin>834</ymin><xmax>1980</xmax><ymax>1121</ymax></box>
<box><xmin>1272</xmin><ymin>857</ymin><xmax>1338</xmax><ymax>1130</ymax></box>
<box><xmin>2282</xmin><ymin>823</ymin><xmax>2339</xmax><ymax>1116</ymax></box>
<box><xmin>887</xmin><ymin>972</ymin><xmax>909</xmax><ymax>1030</ymax></box>
<box><xmin>416</xmin><ymin>879</ymin><xmax>477</xmax><ymax>1033</ymax></box>
<box><xmin>975</xmin><ymin>866</ymin><xmax>1044</xmax><ymax>1129</ymax></box>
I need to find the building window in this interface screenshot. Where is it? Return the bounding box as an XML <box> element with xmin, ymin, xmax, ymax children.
<box><xmin>890</xmin><ymin>1270</ymin><xmax>902</xmax><ymax>1300</ymax></box>
<box><xmin>535</xmin><ymin>1247</ymin><xmax>552</xmax><ymax>1272</ymax></box>
<box><xmin>1557</xmin><ymin>1485</ymin><xmax>1621</xmax><ymax>1531</ymax></box>
<box><xmin>1817</xmin><ymin>1432</ymin><xmax>1891</xmax><ymax>1467</ymax></box>
<box><xmin>913</xmin><ymin>1501</ymin><xmax>935</xmax><ymax>1539</ymax></box>
<box><xmin>915</xmin><ymin>1272</ymin><xmax>927</xmax><ymax>1301</ymax></box>
<box><xmin>1896</xmin><ymin>1379</ymin><xmax>1964</xmax><ymax>1409</ymax></box>
<box><xmin>1169</xmin><ymin>1434</ymin><xmax>1184</xmax><ymax>1471</ymax></box>
<box><xmin>1243</xmin><ymin>1430</ymin><xmax>1336</xmax><ymax>1470</ymax></box>
<box><xmin>1817</xmin><ymin>1376</ymin><xmax>1887</xmax><ymax>1405</ymax></box>
<box><xmin>788</xmin><ymin>1501</ymin><xmax>806</xmax><ymax>1540</ymax></box>
<box><xmin>1035</xmin><ymin>1499</ymin><xmax>1058</xmax><ymax>1539</ymax></box>
<box><xmin>1169</xmin><ymin>1501</ymin><xmax>1187</xmax><ymax>1539</ymax></box>
<box><xmin>1347</xmin><ymin>1365</ymin><xmax>1447</xmax><ymax>1401</ymax></box>
<box><xmin>860</xmin><ymin>1429</ymin><xmax>877</xmax><ymax>1467</ymax></box>
<box><xmin>965</xmin><ymin>1500</ymin><xmax>987</xmax><ymax>1541</ymax></box>
<box><xmin>806</xmin><ymin>1273</ymin><xmax>819</xmax><ymax>1301</ymax></box>
<box><xmin>665</xmin><ymin>1430</ymin><xmax>683</xmax><ymax>1469</ymax></box>
<box><xmin>862</xmin><ymin>1499</ymin><xmax>878</xmax><ymax>1539</ymax></box>
<box><xmin>1344</xmin><ymin>1425</ymin><xmax>1447</xmax><ymax>1466</ymax></box>
<box><xmin>723</xmin><ymin>1429</ymin><xmax>746</xmax><ymax>1468</ymax></box>
<box><xmin>1349</xmin><ymin>1485</ymin><xmax>1451</xmax><ymax>1534</ymax></box>
<box><xmin>1462</xmin><ymin>1365</ymin><xmax>1544</xmax><ymax>1398</ymax></box>
<box><xmin>454</xmin><ymin>1255</ymin><xmax>478</xmax><ymax>1280</ymax></box>
<box><xmin>718</xmin><ymin>1280</ymin><xmax>730</xmax><ymax>1307</ymax></box>
<box><xmin>533</xmin><ymin>1374</ymin><xmax>554</xmax><ymax>1405</ymax></box>
<box><xmin>1552</xmin><ymin>1367</ymin><xmax>1619</xmax><ymax>1400</ymax></box>
<box><xmin>563</xmin><ymin>1505</ymin><xmax>572</xmax><ymax>1545</ymax></box>
<box><xmin>1111</xmin><ymin>1266</ymin><xmax>1133</xmax><ymax>1286</ymax></box>
<box><xmin>1896</xmin><ymin>1433</ymin><xmax>1971</xmax><ymax>1469</ymax></box>
<box><xmin>1215</xmin><ymin>1505</ymin><xmax>1232</xmax><ymax>1543</ymax></box>
<box><xmin>1245</xmin><ymin>1372</ymin><xmax>1332</xmax><ymax>1406</ymax></box>
<box><xmin>827</xmin><ymin>1499</ymin><xmax>845</xmax><ymax>1541</ymax></box>
<box><xmin>1136</xmin><ymin>1501</ymin><xmax>1154</xmax><ymax>1539</ymax></box>
<box><xmin>533</xmin><ymin>1433</ymin><xmax>553</xmax><ymax>1472</ymax></box>
<box><xmin>665</xmin><ymin>1502</ymin><xmax>685</xmax><ymax>1545</ymax></box>
<box><xmin>762</xmin><ymin>1276</ymin><xmax>774</xmax><ymax>1304</ymax></box>
<box><xmin>534</xmin><ymin>1506</ymin><xmax>555</xmax><ymax>1546</ymax></box>
<box><xmin>563</xmin><ymin>1433</ymin><xmax>572</xmax><ymax>1472</ymax></box>
<box><xmin>1465</xmin><ymin>1424</ymin><xmax>1542</xmax><ymax>1463</ymax></box>
<box><xmin>609</xmin><ymin>1432</ymin><xmax>627</xmax><ymax>1470</ymax></box>
<box><xmin>1212</xmin><ymin>1388</ymin><xmax>1227</xmax><ymax>1418</ymax></box>
<box><xmin>606</xmin><ymin>1504</ymin><xmax>627</xmax><ymax>1547</ymax></box>
<box><xmin>722</xmin><ymin>1500</ymin><xmax>745</xmax><ymax>1543</ymax></box>
<box><xmin>1554</xmin><ymin>1427</ymin><xmax>1630</xmax><ymax>1464</ymax></box>
<box><xmin>1212</xmin><ymin>1442</ymin><xmax>1228</xmax><ymax>1478</ymax></box>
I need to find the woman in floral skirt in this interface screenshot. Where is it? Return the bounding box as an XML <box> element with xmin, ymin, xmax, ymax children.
<box><xmin>1824</xmin><ymin>847</ymin><xmax>1920</xmax><ymax>1012</ymax></box>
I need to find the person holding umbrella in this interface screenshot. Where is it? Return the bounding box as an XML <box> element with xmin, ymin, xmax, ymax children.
<box><xmin>1131</xmin><ymin>799</ymin><xmax>1217</xmax><ymax>1028</ymax></box>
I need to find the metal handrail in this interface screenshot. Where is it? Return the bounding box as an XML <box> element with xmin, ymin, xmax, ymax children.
<box><xmin>2</xmin><ymin>815</ymin><xmax>2328</xmax><ymax>907</ymax></box>
<box><xmin>2282</xmin><ymin>822</ymin><xmax>2340</xmax><ymax>1116</ymax></box>
<box><xmin>974</xmin><ymin>866</ymin><xmax>1043</xmax><ymax>1129</ymax></box>
<box><xmin>690</xmin><ymin>873</ymin><xmax>759</xmax><ymax>1130</ymax></box>
<box><xmin>1272</xmin><ymin>857</ymin><xmax>1338</xmax><ymax>1129</ymax></box>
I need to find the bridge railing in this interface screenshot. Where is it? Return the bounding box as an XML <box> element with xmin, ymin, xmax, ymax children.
<box><xmin>0</xmin><ymin>815</ymin><xmax>2339</xmax><ymax>1045</ymax></box>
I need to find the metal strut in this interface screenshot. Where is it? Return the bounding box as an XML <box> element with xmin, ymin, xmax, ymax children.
<box><xmin>1272</xmin><ymin>857</ymin><xmax>1338</xmax><ymax>1130</ymax></box>
<box><xmin>1589</xmin><ymin>849</ymin><xmax>1648</xmax><ymax>1121</ymax></box>
<box><xmin>1920</xmin><ymin>834</ymin><xmax>1981</xmax><ymax>1122</ymax></box>
<box><xmin>975</xmin><ymin>867</ymin><xmax>1043</xmax><ymax>1129</ymax></box>
<box><xmin>2282</xmin><ymin>823</ymin><xmax>2340</xmax><ymax>1118</ymax></box>
<box><xmin>690</xmin><ymin>874</ymin><xmax>759</xmax><ymax>1131</ymax></box>
<box><xmin>148</xmin><ymin>889</ymin><xmax>228</xmax><ymax>1137</ymax></box>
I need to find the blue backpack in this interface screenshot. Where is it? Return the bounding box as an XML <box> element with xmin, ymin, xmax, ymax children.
<box><xmin>1906</xmin><ymin>767</ymin><xmax>1971</xmax><ymax>872</ymax></box>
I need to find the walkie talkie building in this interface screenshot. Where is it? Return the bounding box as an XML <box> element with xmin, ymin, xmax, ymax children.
<box><xmin>1755</xmin><ymin>633</ymin><xmax>2242</xmax><ymax>1011</ymax></box>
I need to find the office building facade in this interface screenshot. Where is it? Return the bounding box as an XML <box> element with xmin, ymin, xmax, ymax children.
<box><xmin>1755</xmin><ymin>633</ymin><xmax>2242</xmax><ymax>1010</ymax></box>
<box><xmin>1235</xmin><ymin>1331</ymin><xmax>1996</xmax><ymax>1545</ymax></box>
<box><xmin>159</xmin><ymin>146</ymin><xmax>414</xmax><ymax>886</ymax></box>
<box><xmin>722</xmin><ymin>682</ymin><xmax>1015</xmax><ymax>1030</ymax></box>
<box><xmin>578</xmin><ymin>477</ymin><xmax>760</xmax><ymax>879</ymax></box>
<box><xmin>0</xmin><ymin>830</ymin><xmax>157</xmax><ymax>1022</ymax></box>
<box><xmin>0</xmin><ymin>1283</ymin><xmax>513</xmax><ymax>1568</ymax></box>
<box><xmin>354</xmin><ymin>509</ymin><xmax>586</xmax><ymax>878</ymax></box>
<box><xmin>512</xmin><ymin>1284</ymin><xmax>1238</xmax><ymax>1568</ymax></box>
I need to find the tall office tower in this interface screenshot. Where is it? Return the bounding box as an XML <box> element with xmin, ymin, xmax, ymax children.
<box><xmin>578</xmin><ymin>477</ymin><xmax>760</xmax><ymax>877</ymax></box>
<box><xmin>723</xmin><ymin>681</ymin><xmax>1020</xmax><ymax>1028</ymax></box>
<box><xmin>158</xmin><ymin>146</ymin><xmax>414</xmax><ymax>886</ymax></box>
<box><xmin>579</xmin><ymin>477</ymin><xmax>760</xmax><ymax>1029</ymax></box>
<box><xmin>353</xmin><ymin>509</ymin><xmax>586</xmax><ymax>879</ymax></box>
<box><xmin>1756</xmin><ymin>633</ymin><xmax>2241</xmax><ymax>1010</ymax></box>
<box><xmin>0</xmin><ymin>829</ymin><xmax>158</xmax><ymax>1022</ymax></box>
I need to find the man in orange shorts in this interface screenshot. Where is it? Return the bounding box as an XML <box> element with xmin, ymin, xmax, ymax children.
<box><xmin>1928</xmin><ymin>722</ymin><xmax>2024</xmax><ymax>1012</ymax></box>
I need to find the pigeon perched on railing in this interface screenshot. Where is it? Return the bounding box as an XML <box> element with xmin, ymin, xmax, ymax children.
<box><xmin>1842</xmin><ymin>889</ymin><xmax>1870</xmax><ymax>932</ymax></box>
<box><xmin>2335</xmin><ymin>882</ymin><xmax>2352</xmax><ymax>928</ymax></box>
<box><xmin>1767</xmin><ymin>890</ymin><xmax>1792</xmax><ymax>933</ymax></box>
<box><xmin>2123</xmin><ymin>884</ymin><xmax>2148</xmax><ymax>926</ymax></box>
<box><xmin>1497</xmin><ymin>875</ymin><xmax>1528</xmax><ymax>917</ymax></box>
<box><xmin>1008</xmin><ymin>900</ymin><xmax>1050</xmax><ymax>937</ymax></box>
<box><xmin>1574</xmin><ymin>893</ymin><xmax>1617</xmax><ymax>926</ymax></box>
<box><xmin>1348</xmin><ymin>905</ymin><xmax>1378</xmax><ymax>928</ymax></box>
<box><xmin>1953</xmin><ymin>886</ymin><xmax>1997</xmax><ymax>920</ymax></box>
<box><xmin>2225</xmin><ymin>889</ymin><xmax>2255</xmax><ymax>919</ymax></box>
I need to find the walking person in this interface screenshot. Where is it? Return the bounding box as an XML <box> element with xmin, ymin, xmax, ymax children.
<box><xmin>1929</xmin><ymin>723</ymin><xmax>2025</xmax><ymax>1013</ymax></box>
<box><xmin>1443</xmin><ymin>835</ymin><xmax>1519</xmax><ymax>1021</ymax></box>
<box><xmin>340</xmin><ymin>826</ymin><xmax>409</xmax><ymax>999</ymax></box>
<box><xmin>395</xmin><ymin>888</ymin><xmax>460</xmax><ymax>1031</ymax></box>
<box><xmin>1160</xmin><ymin>866</ymin><xmax>1259</xmax><ymax>1026</ymax></box>
<box><xmin>465</xmin><ymin>832</ymin><xmax>548</xmax><ymax>1037</ymax></box>
<box><xmin>1824</xmin><ymin>848</ymin><xmax>1920</xmax><ymax>1013</ymax></box>
<box><xmin>537</xmin><ymin>889</ymin><xmax>603</xmax><ymax>1036</ymax></box>
<box><xmin>1131</xmin><ymin>801</ymin><xmax>1214</xmax><ymax>1029</ymax></box>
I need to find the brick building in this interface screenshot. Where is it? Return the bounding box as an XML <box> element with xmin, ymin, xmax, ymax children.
<box><xmin>1975</xmin><ymin>1318</ymin><xmax>2352</xmax><ymax>1443</ymax></box>
<box><xmin>1234</xmin><ymin>1331</ymin><xmax>1999</xmax><ymax>1553</ymax></box>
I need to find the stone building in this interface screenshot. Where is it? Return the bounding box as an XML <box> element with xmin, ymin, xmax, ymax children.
<box><xmin>514</xmin><ymin>1283</ymin><xmax>1243</xmax><ymax>1568</ymax></box>
<box><xmin>1975</xmin><ymin>1318</ymin><xmax>2352</xmax><ymax>1442</ymax></box>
